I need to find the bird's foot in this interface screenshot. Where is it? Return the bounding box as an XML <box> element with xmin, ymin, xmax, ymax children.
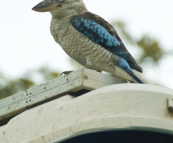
<box><xmin>60</xmin><ymin>70</ymin><xmax>73</xmax><ymax>76</ymax></box>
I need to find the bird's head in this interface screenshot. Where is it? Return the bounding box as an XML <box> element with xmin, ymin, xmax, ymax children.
<box><xmin>32</xmin><ymin>0</ymin><xmax>87</xmax><ymax>17</ymax></box>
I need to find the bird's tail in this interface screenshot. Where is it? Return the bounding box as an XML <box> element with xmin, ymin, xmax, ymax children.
<box><xmin>127</xmin><ymin>69</ymin><xmax>143</xmax><ymax>84</ymax></box>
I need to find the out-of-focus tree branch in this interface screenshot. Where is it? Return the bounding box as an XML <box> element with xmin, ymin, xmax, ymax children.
<box><xmin>112</xmin><ymin>20</ymin><xmax>173</xmax><ymax>66</ymax></box>
<box><xmin>0</xmin><ymin>66</ymin><xmax>59</xmax><ymax>99</ymax></box>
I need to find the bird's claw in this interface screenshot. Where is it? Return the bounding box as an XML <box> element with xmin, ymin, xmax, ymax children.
<box><xmin>60</xmin><ymin>70</ymin><xmax>73</xmax><ymax>76</ymax></box>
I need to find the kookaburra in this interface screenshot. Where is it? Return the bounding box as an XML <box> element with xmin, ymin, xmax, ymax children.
<box><xmin>32</xmin><ymin>0</ymin><xmax>143</xmax><ymax>83</ymax></box>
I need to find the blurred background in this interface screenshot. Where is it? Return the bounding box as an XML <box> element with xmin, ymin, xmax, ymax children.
<box><xmin>0</xmin><ymin>0</ymin><xmax>173</xmax><ymax>99</ymax></box>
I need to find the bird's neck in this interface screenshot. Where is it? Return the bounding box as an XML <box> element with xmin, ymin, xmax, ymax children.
<box><xmin>50</xmin><ymin>3</ymin><xmax>88</xmax><ymax>19</ymax></box>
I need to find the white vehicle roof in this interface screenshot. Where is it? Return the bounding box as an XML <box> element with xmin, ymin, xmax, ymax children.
<box><xmin>0</xmin><ymin>69</ymin><xmax>173</xmax><ymax>143</ymax></box>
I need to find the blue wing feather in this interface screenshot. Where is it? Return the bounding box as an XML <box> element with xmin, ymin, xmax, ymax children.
<box><xmin>70</xmin><ymin>12</ymin><xmax>143</xmax><ymax>73</ymax></box>
<box><xmin>71</xmin><ymin>16</ymin><xmax>121</xmax><ymax>48</ymax></box>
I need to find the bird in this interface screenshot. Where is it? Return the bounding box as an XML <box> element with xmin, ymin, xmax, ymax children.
<box><xmin>32</xmin><ymin>0</ymin><xmax>143</xmax><ymax>83</ymax></box>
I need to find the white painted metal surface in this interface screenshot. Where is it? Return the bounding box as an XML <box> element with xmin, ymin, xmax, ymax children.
<box><xmin>0</xmin><ymin>68</ymin><xmax>125</xmax><ymax>121</ymax></box>
<box><xmin>0</xmin><ymin>84</ymin><xmax>173</xmax><ymax>143</ymax></box>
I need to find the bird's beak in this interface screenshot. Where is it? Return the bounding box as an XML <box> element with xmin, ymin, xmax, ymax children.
<box><xmin>32</xmin><ymin>0</ymin><xmax>64</xmax><ymax>12</ymax></box>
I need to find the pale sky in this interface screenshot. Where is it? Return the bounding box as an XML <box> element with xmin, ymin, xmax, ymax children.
<box><xmin>1</xmin><ymin>0</ymin><xmax>173</xmax><ymax>88</ymax></box>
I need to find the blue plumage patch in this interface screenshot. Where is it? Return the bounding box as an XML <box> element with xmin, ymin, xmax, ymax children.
<box><xmin>70</xmin><ymin>15</ymin><xmax>143</xmax><ymax>83</ymax></box>
<box><xmin>71</xmin><ymin>16</ymin><xmax>121</xmax><ymax>48</ymax></box>
<box><xmin>119</xmin><ymin>58</ymin><xmax>143</xmax><ymax>83</ymax></box>
<box><xmin>119</xmin><ymin>58</ymin><xmax>130</xmax><ymax>70</ymax></box>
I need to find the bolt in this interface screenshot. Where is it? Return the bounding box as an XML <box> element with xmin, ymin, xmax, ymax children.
<box><xmin>83</xmin><ymin>75</ymin><xmax>88</xmax><ymax>80</ymax></box>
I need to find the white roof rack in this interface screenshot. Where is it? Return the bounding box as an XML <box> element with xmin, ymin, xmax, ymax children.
<box><xmin>0</xmin><ymin>68</ymin><xmax>125</xmax><ymax>121</ymax></box>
